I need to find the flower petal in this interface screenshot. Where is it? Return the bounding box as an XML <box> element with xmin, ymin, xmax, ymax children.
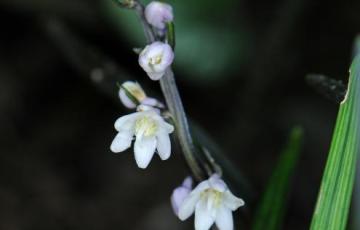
<box><xmin>171</xmin><ymin>186</ymin><xmax>191</xmax><ymax>216</ymax></box>
<box><xmin>195</xmin><ymin>200</ymin><xmax>215</xmax><ymax>230</ymax></box>
<box><xmin>134</xmin><ymin>136</ymin><xmax>157</xmax><ymax>169</ymax></box>
<box><xmin>156</xmin><ymin>133</ymin><xmax>171</xmax><ymax>160</ymax></box>
<box><xmin>223</xmin><ymin>190</ymin><xmax>245</xmax><ymax>211</ymax></box>
<box><xmin>110</xmin><ymin>131</ymin><xmax>133</xmax><ymax>153</ymax></box>
<box><xmin>114</xmin><ymin>113</ymin><xmax>138</xmax><ymax>131</ymax></box>
<box><xmin>215</xmin><ymin>205</ymin><xmax>233</xmax><ymax>230</ymax></box>
<box><xmin>162</xmin><ymin>121</ymin><xmax>174</xmax><ymax>133</ymax></box>
<box><xmin>209</xmin><ymin>175</ymin><xmax>227</xmax><ymax>192</ymax></box>
<box><xmin>178</xmin><ymin>181</ymin><xmax>210</xmax><ymax>221</ymax></box>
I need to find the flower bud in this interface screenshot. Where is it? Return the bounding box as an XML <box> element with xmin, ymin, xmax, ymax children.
<box><xmin>145</xmin><ymin>1</ymin><xmax>174</xmax><ymax>30</ymax></box>
<box><xmin>119</xmin><ymin>81</ymin><xmax>147</xmax><ymax>109</ymax></box>
<box><xmin>171</xmin><ymin>177</ymin><xmax>193</xmax><ymax>216</ymax></box>
<box><xmin>139</xmin><ymin>42</ymin><xmax>174</xmax><ymax>80</ymax></box>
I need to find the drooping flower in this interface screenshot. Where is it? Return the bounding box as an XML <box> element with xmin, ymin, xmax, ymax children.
<box><xmin>145</xmin><ymin>1</ymin><xmax>174</xmax><ymax>30</ymax></box>
<box><xmin>171</xmin><ymin>177</ymin><xmax>193</xmax><ymax>216</ymax></box>
<box><xmin>178</xmin><ymin>174</ymin><xmax>245</xmax><ymax>230</ymax></box>
<box><xmin>119</xmin><ymin>81</ymin><xmax>164</xmax><ymax>109</ymax></box>
<box><xmin>110</xmin><ymin>109</ymin><xmax>174</xmax><ymax>169</ymax></box>
<box><xmin>139</xmin><ymin>42</ymin><xmax>174</xmax><ymax>80</ymax></box>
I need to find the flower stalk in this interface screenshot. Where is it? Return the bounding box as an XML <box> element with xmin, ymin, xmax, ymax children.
<box><xmin>129</xmin><ymin>0</ymin><xmax>206</xmax><ymax>181</ymax></box>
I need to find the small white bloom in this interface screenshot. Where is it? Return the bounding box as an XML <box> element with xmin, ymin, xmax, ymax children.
<box><xmin>139</xmin><ymin>42</ymin><xmax>174</xmax><ymax>80</ymax></box>
<box><xmin>110</xmin><ymin>109</ymin><xmax>174</xmax><ymax>169</ymax></box>
<box><xmin>145</xmin><ymin>1</ymin><xmax>174</xmax><ymax>30</ymax></box>
<box><xmin>119</xmin><ymin>81</ymin><xmax>164</xmax><ymax>109</ymax></box>
<box><xmin>178</xmin><ymin>174</ymin><xmax>245</xmax><ymax>230</ymax></box>
<box><xmin>171</xmin><ymin>177</ymin><xmax>193</xmax><ymax>216</ymax></box>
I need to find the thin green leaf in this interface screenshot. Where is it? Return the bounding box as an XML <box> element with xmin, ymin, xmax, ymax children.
<box><xmin>252</xmin><ymin>126</ymin><xmax>303</xmax><ymax>230</ymax></box>
<box><xmin>310</xmin><ymin>56</ymin><xmax>360</xmax><ymax>230</ymax></box>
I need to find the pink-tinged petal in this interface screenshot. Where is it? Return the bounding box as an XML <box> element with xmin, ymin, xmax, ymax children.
<box><xmin>134</xmin><ymin>136</ymin><xmax>157</xmax><ymax>169</ymax></box>
<box><xmin>171</xmin><ymin>186</ymin><xmax>191</xmax><ymax>216</ymax></box>
<box><xmin>156</xmin><ymin>133</ymin><xmax>171</xmax><ymax>160</ymax></box>
<box><xmin>223</xmin><ymin>190</ymin><xmax>245</xmax><ymax>211</ymax></box>
<box><xmin>215</xmin><ymin>205</ymin><xmax>234</xmax><ymax>230</ymax></box>
<box><xmin>110</xmin><ymin>131</ymin><xmax>133</xmax><ymax>153</ymax></box>
<box><xmin>195</xmin><ymin>200</ymin><xmax>216</xmax><ymax>230</ymax></box>
<box><xmin>182</xmin><ymin>176</ymin><xmax>193</xmax><ymax>190</ymax></box>
<box><xmin>141</xmin><ymin>97</ymin><xmax>158</xmax><ymax>107</ymax></box>
<box><xmin>145</xmin><ymin>1</ymin><xmax>173</xmax><ymax>30</ymax></box>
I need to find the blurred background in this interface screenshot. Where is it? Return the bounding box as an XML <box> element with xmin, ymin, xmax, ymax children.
<box><xmin>0</xmin><ymin>0</ymin><xmax>359</xmax><ymax>229</ymax></box>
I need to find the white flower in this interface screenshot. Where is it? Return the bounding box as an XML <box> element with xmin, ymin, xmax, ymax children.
<box><xmin>171</xmin><ymin>177</ymin><xmax>193</xmax><ymax>216</ymax></box>
<box><xmin>139</xmin><ymin>42</ymin><xmax>174</xmax><ymax>80</ymax></box>
<box><xmin>110</xmin><ymin>109</ymin><xmax>174</xmax><ymax>169</ymax></box>
<box><xmin>178</xmin><ymin>174</ymin><xmax>245</xmax><ymax>230</ymax></box>
<box><xmin>119</xmin><ymin>81</ymin><xmax>164</xmax><ymax>109</ymax></box>
<box><xmin>145</xmin><ymin>1</ymin><xmax>174</xmax><ymax>30</ymax></box>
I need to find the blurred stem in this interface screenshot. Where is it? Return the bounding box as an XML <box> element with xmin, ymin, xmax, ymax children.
<box><xmin>131</xmin><ymin>0</ymin><xmax>205</xmax><ymax>181</ymax></box>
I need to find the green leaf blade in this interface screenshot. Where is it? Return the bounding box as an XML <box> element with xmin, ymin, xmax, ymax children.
<box><xmin>252</xmin><ymin>126</ymin><xmax>303</xmax><ymax>230</ymax></box>
<box><xmin>310</xmin><ymin>56</ymin><xmax>360</xmax><ymax>230</ymax></box>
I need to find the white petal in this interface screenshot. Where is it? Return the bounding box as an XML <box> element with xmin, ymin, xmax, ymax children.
<box><xmin>134</xmin><ymin>136</ymin><xmax>157</xmax><ymax>169</ymax></box>
<box><xmin>110</xmin><ymin>131</ymin><xmax>133</xmax><ymax>153</ymax></box>
<box><xmin>161</xmin><ymin>121</ymin><xmax>174</xmax><ymax>133</ymax></box>
<box><xmin>209</xmin><ymin>175</ymin><xmax>227</xmax><ymax>192</ymax></box>
<box><xmin>178</xmin><ymin>193</ymin><xmax>198</xmax><ymax>221</ymax></box>
<box><xmin>114</xmin><ymin>113</ymin><xmax>138</xmax><ymax>131</ymax></box>
<box><xmin>178</xmin><ymin>181</ymin><xmax>210</xmax><ymax>221</ymax></box>
<box><xmin>156</xmin><ymin>133</ymin><xmax>171</xmax><ymax>160</ymax></box>
<box><xmin>215</xmin><ymin>205</ymin><xmax>233</xmax><ymax>230</ymax></box>
<box><xmin>195</xmin><ymin>200</ymin><xmax>215</xmax><ymax>230</ymax></box>
<box><xmin>223</xmin><ymin>190</ymin><xmax>245</xmax><ymax>211</ymax></box>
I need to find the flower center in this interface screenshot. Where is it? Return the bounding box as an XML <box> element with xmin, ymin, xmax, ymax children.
<box><xmin>135</xmin><ymin>116</ymin><xmax>158</xmax><ymax>137</ymax></box>
<box><xmin>149</xmin><ymin>54</ymin><xmax>163</xmax><ymax>65</ymax></box>
<box><xmin>200</xmin><ymin>189</ymin><xmax>223</xmax><ymax>210</ymax></box>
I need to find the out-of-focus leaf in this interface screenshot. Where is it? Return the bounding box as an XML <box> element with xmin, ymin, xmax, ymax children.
<box><xmin>352</xmin><ymin>35</ymin><xmax>360</xmax><ymax>58</ymax></box>
<box><xmin>101</xmin><ymin>0</ymin><xmax>251</xmax><ymax>84</ymax></box>
<box><xmin>252</xmin><ymin>127</ymin><xmax>303</xmax><ymax>230</ymax></box>
<box><xmin>310</xmin><ymin>56</ymin><xmax>360</xmax><ymax>230</ymax></box>
<box><xmin>306</xmin><ymin>74</ymin><xmax>347</xmax><ymax>103</ymax></box>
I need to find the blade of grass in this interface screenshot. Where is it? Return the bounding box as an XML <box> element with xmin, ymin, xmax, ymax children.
<box><xmin>310</xmin><ymin>56</ymin><xmax>360</xmax><ymax>230</ymax></box>
<box><xmin>252</xmin><ymin>126</ymin><xmax>303</xmax><ymax>230</ymax></box>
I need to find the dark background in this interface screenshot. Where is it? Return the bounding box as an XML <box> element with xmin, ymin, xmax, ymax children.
<box><xmin>0</xmin><ymin>0</ymin><xmax>359</xmax><ymax>229</ymax></box>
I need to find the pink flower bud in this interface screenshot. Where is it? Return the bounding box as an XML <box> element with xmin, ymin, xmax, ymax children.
<box><xmin>171</xmin><ymin>177</ymin><xmax>193</xmax><ymax>216</ymax></box>
<box><xmin>145</xmin><ymin>1</ymin><xmax>174</xmax><ymax>30</ymax></box>
<box><xmin>138</xmin><ymin>42</ymin><xmax>174</xmax><ymax>80</ymax></box>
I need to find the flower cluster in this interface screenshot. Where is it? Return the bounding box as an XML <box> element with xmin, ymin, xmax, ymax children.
<box><xmin>111</xmin><ymin>1</ymin><xmax>245</xmax><ymax>230</ymax></box>
<box><xmin>111</xmin><ymin>81</ymin><xmax>174</xmax><ymax>168</ymax></box>
<box><xmin>173</xmin><ymin>174</ymin><xmax>245</xmax><ymax>230</ymax></box>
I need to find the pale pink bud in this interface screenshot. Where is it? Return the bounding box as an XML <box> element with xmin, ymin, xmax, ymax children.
<box><xmin>145</xmin><ymin>1</ymin><xmax>174</xmax><ymax>30</ymax></box>
<box><xmin>139</xmin><ymin>42</ymin><xmax>174</xmax><ymax>80</ymax></box>
<box><xmin>171</xmin><ymin>177</ymin><xmax>193</xmax><ymax>216</ymax></box>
